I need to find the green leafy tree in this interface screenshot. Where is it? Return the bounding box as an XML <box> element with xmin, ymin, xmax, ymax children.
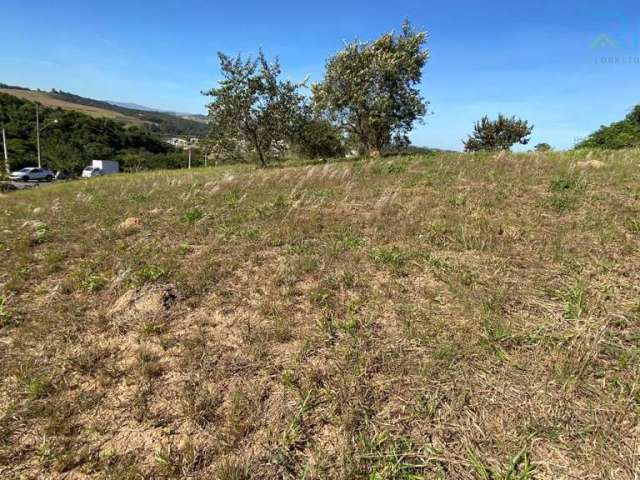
<box><xmin>535</xmin><ymin>142</ymin><xmax>552</xmax><ymax>152</ymax></box>
<box><xmin>43</xmin><ymin>142</ymin><xmax>84</xmax><ymax>174</ymax></box>
<box><xmin>576</xmin><ymin>105</ymin><xmax>640</xmax><ymax>149</ymax></box>
<box><xmin>312</xmin><ymin>21</ymin><xmax>429</xmax><ymax>158</ymax></box>
<box><xmin>463</xmin><ymin>115</ymin><xmax>534</xmax><ymax>152</ymax></box>
<box><xmin>204</xmin><ymin>51</ymin><xmax>304</xmax><ymax>167</ymax></box>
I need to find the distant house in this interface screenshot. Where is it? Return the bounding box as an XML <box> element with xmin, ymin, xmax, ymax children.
<box><xmin>166</xmin><ymin>137</ymin><xmax>200</xmax><ymax>149</ymax></box>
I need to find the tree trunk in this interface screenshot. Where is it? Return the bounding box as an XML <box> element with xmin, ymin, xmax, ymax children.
<box><xmin>255</xmin><ymin>143</ymin><xmax>267</xmax><ymax>168</ymax></box>
<box><xmin>250</xmin><ymin>130</ymin><xmax>267</xmax><ymax>168</ymax></box>
<box><xmin>368</xmin><ymin>147</ymin><xmax>381</xmax><ymax>158</ymax></box>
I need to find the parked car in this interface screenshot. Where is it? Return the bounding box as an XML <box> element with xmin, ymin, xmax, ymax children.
<box><xmin>82</xmin><ymin>160</ymin><xmax>119</xmax><ymax>178</ymax></box>
<box><xmin>9</xmin><ymin>167</ymin><xmax>55</xmax><ymax>182</ymax></box>
<box><xmin>82</xmin><ymin>166</ymin><xmax>103</xmax><ymax>178</ymax></box>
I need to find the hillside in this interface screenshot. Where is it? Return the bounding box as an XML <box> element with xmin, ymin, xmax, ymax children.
<box><xmin>0</xmin><ymin>93</ymin><xmax>183</xmax><ymax>174</ymax></box>
<box><xmin>1</xmin><ymin>151</ymin><xmax>639</xmax><ymax>479</ymax></box>
<box><xmin>0</xmin><ymin>85</ymin><xmax>208</xmax><ymax>137</ymax></box>
<box><xmin>0</xmin><ymin>87</ymin><xmax>149</xmax><ymax>126</ymax></box>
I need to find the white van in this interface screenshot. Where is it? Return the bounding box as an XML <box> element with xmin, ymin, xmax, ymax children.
<box><xmin>82</xmin><ymin>160</ymin><xmax>120</xmax><ymax>178</ymax></box>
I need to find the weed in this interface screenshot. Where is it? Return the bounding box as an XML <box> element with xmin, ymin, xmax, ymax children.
<box><xmin>44</xmin><ymin>249</ymin><xmax>67</xmax><ymax>273</ymax></box>
<box><xmin>549</xmin><ymin>174</ymin><xmax>585</xmax><ymax>213</ymax></box>
<box><xmin>31</xmin><ymin>224</ymin><xmax>49</xmax><ymax>245</ymax></box>
<box><xmin>140</xmin><ymin>320</ymin><xmax>166</xmax><ymax>337</ymax></box>
<box><xmin>550</xmin><ymin>176</ymin><xmax>581</xmax><ymax>193</ymax></box>
<box><xmin>467</xmin><ymin>447</ymin><xmax>536</xmax><ymax>480</ymax></box>
<box><xmin>223</xmin><ymin>387</ymin><xmax>260</xmax><ymax>445</ymax></box>
<box><xmin>181</xmin><ymin>207</ymin><xmax>205</xmax><ymax>223</ymax></box>
<box><xmin>449</xmin><ymin>193</ymin><xmax>467</xmax><ymax>207</ymax></box>
<box><xmin>624</xmin><ymin>217</ymin><xmax>640</xmax><ymax>234</ymax></box>
<box><xmin>243</xmin><ymin>228</ymin><xmax>260</xmax><ymax>241</ymax></box>
<box><xmin>562</xmin><ymin>280</ymin><xmax>589</xmax><ymax>319</ymax></box>
<box><xmin>357</xmin><ymin>433</ymin><xmax>430</xmax><ymax>479</ymax></box>
<box><xmin>81</xmin><ymin>274</ymin><xmax>107</xmax><ymax>292</ymax></box>
<box><xmin>136</xmin><ymin>264</ymin><xmax>167</xmax><ymax>284</ymax></box>
<box><xmin>215</xmin><ymin>458</ymin><xmax>249</xmax><ymax>480</ymax></box>
<box><xmin>371</xmin><ymin>161</ymin><xmax>407</xmax><ymax>175</ymax></box>
<box><xmin>336</xmin><ymin>230</ymin><xmax>366</xmax><ymax>250</ymax></box>
<box><xmin>370</xmin><ymin>246</ymin><xmax>413</xmax><ymax>273</ymax></box>
<box><xmin>432</xmin><ymin>342</ymin><xmax>459</xmax><ymax>364</ymax></box>
<box><xmin>0</xmin><ymin>297</ymin><xmax>12</xmax><ymax>327</ymax></box>
<box><xmin>134</xmin><ymin>348</ymin><xmax>163</xmax><ymax>380</ymax></box>
<box><xmin>481</xmin><ymin>319</ymin><xmax>513</xmax><ymax>360</ymax></box>
<box><xmin>224</xmin><ymin>187</ymin><xmax>242</xmax><ymax>206</ymax></box>
<box><xmin>156</xmin><ymin>441</ymin><xmax>208</xmax><ymax>478</ymax></box>
<box><xmin>19</xmin><ymin>371</ymin><xmax>52</xmax><ymax>399</ymax></box>
<box><xmin>550</xmin><ymin>193</ymin><xmax>576</xmax><ymax>212</ymax></box>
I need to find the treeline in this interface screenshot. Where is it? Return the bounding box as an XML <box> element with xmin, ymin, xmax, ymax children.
<box><xmin>576</xmin><ymin>106</ymin><xmax>640</xmax><ymax>150</ymax></box>
<box><xmin>0</xmin><ymin>93</ymin><xmax>193</xmax><ymax>173</ymax></box>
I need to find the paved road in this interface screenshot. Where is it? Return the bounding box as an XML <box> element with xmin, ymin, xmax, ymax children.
<box><xmin>1</xmin><ymin>180</ymin><xmax>49</xmax><ymax>191</ymax></box>
<box><xmin>12</xmin><ymin>181</ymin><xmax>42</xmax><ymax>189</ymax></box>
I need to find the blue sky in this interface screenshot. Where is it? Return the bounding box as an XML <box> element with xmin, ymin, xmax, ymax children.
<box><xmin>2</xmin><ymin>0</ymin><xmax>639</xmax><ymax>150</ymax></box>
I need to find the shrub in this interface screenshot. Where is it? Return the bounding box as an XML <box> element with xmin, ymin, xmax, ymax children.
<box><xmin>463</xmin><ymin>115</ymin><xmax>533</xmax><ymax>151</ymax></box>
<box><xmin>535</xmin><ymin>143</ymin><xmax>552</xmax><ymax>152</ymax></box>
<box><xmin>291</xmin><ymin>114</ymin><xmax>345</xmax><ymax>159</ymax></box>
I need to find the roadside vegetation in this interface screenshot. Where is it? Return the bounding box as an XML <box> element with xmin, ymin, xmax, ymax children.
<box><xmin>0</xmin><ymin>93</ymin><xmax>188</xmax><ymax>175</ymax></box>
<box><xmin>1</xmin><ymin>149</ymin><xmax>639</xmax><ymax>478</ymax></box>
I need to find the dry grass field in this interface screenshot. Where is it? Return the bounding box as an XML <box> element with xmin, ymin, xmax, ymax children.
<box><xmin>0</xmin><ymin>151</ymin><xmax>639</xmax><ymax>479</ymax></box>
<box><xmin>0</xmin><ymin>88</ymin><xmax>148</xmax><ymax>126</ymax></box>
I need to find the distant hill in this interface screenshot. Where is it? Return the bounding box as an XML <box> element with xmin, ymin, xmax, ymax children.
<box><xmin>0</xmin><ymin>87</ymin><xmax>149</xmax><ymax>126</ymax></box>
<box><xmin>107</xmin><ymin>101</ymin><xmax>160</xmax><ymax>112</ymax></box>
<box><xmin>107</xmin><ymin>100</ymin><xmax>209</xmax><ymax>123</ymax></box>
<box><xmin>0</xmin><ymin>83</ymin><xmax>209</xmax><ymax>137</ymax></box>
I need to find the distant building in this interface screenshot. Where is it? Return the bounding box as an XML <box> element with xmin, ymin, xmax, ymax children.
<box><xmin>166</xmin><ymin>137</ymin><xmax>200</xmax><ymax>149</ymax></box>
<box><xmin>167</xmin><ymin>137</ymin><xmax>188</xmax><ymax>148</ymax></box>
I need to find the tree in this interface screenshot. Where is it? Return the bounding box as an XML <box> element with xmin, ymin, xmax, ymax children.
<box><xmin>627</xmin><ymin>105</ymin><xmax>640</xmax><ymax>124</ymax></box>
<box><xmin>535</xmin><ymin>142</ymin><xmax>552</xmax><ymax>152</ymax></box>
<box><xmin>204</xmin><ymin>51</ymin><xmax>304</xmax><ymax>167</ymax></box>
<box><xmin>312</xmin><ymin>21</ymin><xmax>429</xmax><ymax>158</ymax></box>
<box><xmin>463</xmin><ymin>115</ymin><xmax>534</xmax><ymax>152</ymax></box>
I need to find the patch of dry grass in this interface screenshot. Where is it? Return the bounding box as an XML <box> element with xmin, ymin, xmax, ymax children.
<box><xmin>1</xmin><ymin>150</ymin><xmax>639</xmax><ymax>478</ymax></box>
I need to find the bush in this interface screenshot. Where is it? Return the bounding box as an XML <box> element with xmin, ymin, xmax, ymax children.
<box><xmin>463</xmin><ymin>115</ymin><xmax>533</xmax><ymax>152</ymax></box>
<box><xmin>535</xmin><ymin>143</ymin><xmax>552</xmax><ymax>152</ymax></box>
<box><xmin>291</xmin><ymin>116</ymin><xmax>345</xmax><ymax>159</ymax></box>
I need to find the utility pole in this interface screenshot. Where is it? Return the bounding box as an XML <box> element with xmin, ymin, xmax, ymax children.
<box><xmin>2</xmin><ymin>128</ymin><xmax>9</xmax><ymax>175</ymax></box>
<box><xmin>188</xmin><ymin>147</ymin><xmax>192</xmax><ymax>169</ymax></box>
<box><xmin>36</xmin><ymin>103</ymin><xmax>41</xmax><ymax>168</ymax></box>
